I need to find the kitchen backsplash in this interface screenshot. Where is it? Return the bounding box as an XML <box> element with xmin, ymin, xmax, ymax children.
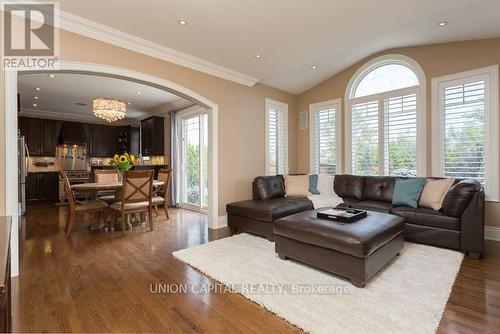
<box><xmin>89</xmin><ymin>155</ymin><xmax>166</xmax><ymax>166</ymax></box>
<box><xmin>29</xmin><ymin>155</ymin><xmax>167</xmax><ymax>172</ymax></box>
<box><xmin>28</xmin><ymin>157</ymin><xmax>58</xmax><ymax>172</ymax></box>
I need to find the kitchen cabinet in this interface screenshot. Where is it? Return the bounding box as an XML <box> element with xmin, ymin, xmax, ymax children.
<box><xmin>116</xmin><ymin>126</ymin><xmax>131</xmax><ymax>154</ymax></box>
<box><xmin>21</xmin><ymin>118</ymin><xmax>42</xmax><ymax>156</ymax></box>
<box><xmin>26</xmin><ymin>172</ymin><xmax>59</xmax><ymax>203</ymax></box>
<box><xmin>141</xmin><ymin>116</ymin><xmax>164</xmax><ymax>156</ymax></box>
<box><xmin>89</xmin><ymin>124</ymin><xmax>109</xmax><ymax>157</ymax></box>
<box><xmin>89</xmin><ymin>124</ymin><xmax>130</xmax><ymax>157</ymax></box>
<box><xmin>26</xmin><ymin>173</ymin><xmax>39</xmax><ymax>202</ymax></box>
<box><xmin>41</xmin><ymin>119</ymin><xmax>60</xmax><ymax>155</ymax></box>
<box><xmin>18</xmin><ymin>117</ymin><xmax>60</xmax><ymax>157</ymax></box>
<box><xmin>130</xmin><ymin>127</ymin><xmax>140</xmax><ymax>156</ymax></box>
<box><xmin>18</xmin><ymin>117</ymin><xmax>133</xmax><ymax>158</ymax></box>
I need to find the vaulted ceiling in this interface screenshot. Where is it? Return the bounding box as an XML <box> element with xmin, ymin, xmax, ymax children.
<box><xmin>55</xmin><ymin>0</ymin><xmax>500</xmax><ymax>94</ymax></box>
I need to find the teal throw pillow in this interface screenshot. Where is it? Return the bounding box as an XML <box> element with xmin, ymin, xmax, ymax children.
<box><xmin>392</xmin><ymin>178</ymin><xmax>426</xmax><ymax>208</ymax></box>
<box><xmin>309</xmin><ymin>174</ymin><xmax>320</xmax><ymax>194</ymax></box>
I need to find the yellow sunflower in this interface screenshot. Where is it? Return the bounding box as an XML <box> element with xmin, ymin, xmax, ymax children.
<box><xmin>113</xmin><ymin>154</ymin><xmax>119</xmax><ymax>161</ymax></box>
<box><xmin>119</xmin><ymin>155</ymin><xmax>128</xmax><ymax>162</ymax></box>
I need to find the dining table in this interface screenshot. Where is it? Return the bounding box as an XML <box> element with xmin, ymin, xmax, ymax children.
<box><xmin>71</xmin><ymin>180</ymin><xmax>165</xmax><ymax>232</ymax></box>
<box><xmin>71</xmin><ymin>180</ymin><xmax>165</xmax><ymax>192</ymax></box>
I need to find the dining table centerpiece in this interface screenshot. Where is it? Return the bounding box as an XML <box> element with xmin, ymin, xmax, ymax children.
<box><xmin>110</xmin><ymin>153</ymin><xmax>136</xmax><ymax>181</ymax></box>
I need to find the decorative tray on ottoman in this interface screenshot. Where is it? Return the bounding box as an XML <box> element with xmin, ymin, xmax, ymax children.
<box><xmin>316</xmin><ymin>208</ymin><xmax>367</xmax><ymax>223</ymax></box>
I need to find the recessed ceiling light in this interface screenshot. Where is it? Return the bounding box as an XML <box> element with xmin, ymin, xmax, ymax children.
<box><xmin>35</xmin><ymin>87</ymin><xmax>41</xmax><ymax>91</ymax></box>
<box><xmin>438</xmin><ymin>21</ymin><xmax>449</xmax><ymax>26</ymax></box>
<box><xmin>136</xmin><ymin>91</ymin><xmax>142</xmax><ymax>95</ymax></box>
<box><xmin>127</xmin><ymin>102</ymin><xmax>131</xmax><ymax>105</ymax></box>
<box><xmin>177</xmin><ymin>19</ymin><xmax>188</xmax><ymax>26</ymax></box>
<box><xmin>47</xmin><ymin>74</ymin><xmax>55</xmax><ymax>78</ymax></box>
<box><xmin>311</xmin><ymin>65</ymin><xmax>318</xmax><ymax>70</ymax></box>
<box><xmin>34</xmin><ymin>96</ymin><xmax>39</xmax><ymax>99</ymax></box>
<box><xmin>32</xmin><ymin>103</ymin><xmax>37</xmax><ymax>107</ymax></box>
<box><xmin>254</xmin><ymin>54</ymin><xmax>262</xmax><ymax>59</ymax></box>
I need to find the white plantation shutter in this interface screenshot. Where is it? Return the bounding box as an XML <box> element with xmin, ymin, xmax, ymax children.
<box><xmin>351</xmin><ymin>101</ymin><xmax>379</xmax><ymax>175</ymax></box>
<box><xmin>433</xmin><ymin>66</ymin><xmax>499</xmax><ymax>200</ymax></box>
<box><xmin>312</xmin><ymin>105</ymin><xmax>337</xmax><ymax>174</ymax></box>
<box><xmin>266</xmin><ymin>99</ymin><xmax>288</xmax><ymax>175</ymax></box>
<box><xmin>384</xmin><ymin>93</ymin><xmax>417</xmax><ymax>176</ymax></box>
<box><xmin>347</xmin><ymin>58</ymin><xmax>426</xmax><ymax>177</ymax></box>
<box><xmin>442</xmin><ymin>80</ymin><xmax>486</xmax><ymax>183</ymax></box>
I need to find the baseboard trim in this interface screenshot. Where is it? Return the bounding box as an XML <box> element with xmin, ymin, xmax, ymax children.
<box><xmin>218</xmin><ymin>215</ymin><xmax>228</xmax><ymax>228</ymax></box>
<box><xmin>485</xmin><ymin>226</ymin><xmax>500</xmax><ymax>241</ymax></box>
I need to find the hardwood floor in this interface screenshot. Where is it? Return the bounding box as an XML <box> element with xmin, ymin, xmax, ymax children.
<box><xmin>12</xmin><ymin>204</ymin><xmax>500</xmax><ymax>333</ymax></box>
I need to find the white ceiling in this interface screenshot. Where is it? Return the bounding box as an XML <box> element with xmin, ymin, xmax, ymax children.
<box><xmin>52</xmin><ymin>0</ymin><xmax>500</xmax><ymax>94</ymax></box>
<box><xmin>18</xmin><ymin>73</ymin><xmax>189</xmax><ymax>123</ymax></box>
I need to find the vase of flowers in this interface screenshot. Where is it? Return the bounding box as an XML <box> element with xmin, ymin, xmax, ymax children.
<box><xmin>110</xmin><ymin>153</ymin><xmax>136</xmax><ymax>181</ymax></box>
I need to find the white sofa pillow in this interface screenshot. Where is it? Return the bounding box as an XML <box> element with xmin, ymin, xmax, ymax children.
<box><xmin>308</xmin><ymin>194</ymin><xmax>343</xmax><ymax>209</ymax></box>
<box><xmin>317</xmin><ymin>174</ymin><xmax>335</xmax><ymax>197</ymax></box>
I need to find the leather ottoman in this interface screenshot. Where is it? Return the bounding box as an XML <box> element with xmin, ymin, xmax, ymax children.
<box><xmin>274</xmin><ymin>209</ymin><xmax>404</xmax><ymax>287</ymax></box>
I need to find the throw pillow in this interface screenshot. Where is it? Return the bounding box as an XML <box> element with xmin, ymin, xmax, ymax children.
<box><xmin>392</xmin><ymin>178</ymin><xmax>427</xmax><ymax>208</ymax></box>
<box><xmin>317</xmin><ymin>174</ymin><xmax>335</xmax><ymax>197</ymax></box>
<box><xmin>309</xmin><ymin>174</ymin><xmax>320</xmax><ymax>194</ymax></box>
<box><xmin>307</xmin><ymin>194</ymin><xmax>343</xmax><ymax>209</ymax></box>
<box><xmin>285</xmin><ymin>175</ymin><xmax>310</xmax><ymax>197</ymax></box>
<box><xmin>253</xmin><ymin>175</ymin><xmax>285</xmax><ymax>199</ymax></box>
<box><xmin>419</xmin><ymin>178</ymin><xmax>455</xmax><ymax>211</ymax></box>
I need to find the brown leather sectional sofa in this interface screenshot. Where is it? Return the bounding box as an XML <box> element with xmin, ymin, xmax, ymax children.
<box><xmin>227</xmin><ymin>174</ymin><xmax>485</xmax><ymax>258</ymax></box>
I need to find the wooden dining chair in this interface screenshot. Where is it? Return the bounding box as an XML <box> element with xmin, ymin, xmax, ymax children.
<box><xmin>152</xmin><ymin>169</ymin><xmax>173</xmax><ymax>219</ymax></box>
<box><xmin>94</xmin><ymin>169</ymin><xmax>119</xmax><ymax>203</ymax></box>
<box><xmin>60</xmin><ymin>170</ymin><xmax>108</xmax><ymax>236</ymax></box>
<box><xmin>109</xmin><ymin>170</ymin><xmax>154</xmax><ymax>235</ymax></box>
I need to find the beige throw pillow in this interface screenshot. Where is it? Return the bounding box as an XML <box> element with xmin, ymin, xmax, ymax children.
<box><xmin>419</xmin><ymin>178</ymin><xmax>455</xmax><ymax>211</ymax></box>
<box><xmin>285</xmin><ymin>175</ymin><xmax>310</xmax><ymax>197</ymax></box>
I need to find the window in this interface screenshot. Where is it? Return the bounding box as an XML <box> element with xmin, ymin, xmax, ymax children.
<box><xmin>354</xmin><ymin>64</ymin><xmax>419</xmax><ymax>98</ymax></box>
<box><xmin>432</xmin><ymin>65</ymin><xmax>499</xmax><ymax>201</ymax></box>
<box><xmin>309</xmin><ymin>99</ymin><xmax>341</xmax><ymax>174</ymax></box>
<box><xmin>346</xmin><ymin>55</ymin><xmax>425</xmax><ymax>176</ymax></box>
<box><xmin>265</xmin><ymin>98</ymin><xmax>288</xmax><ymax>175</ymax></box>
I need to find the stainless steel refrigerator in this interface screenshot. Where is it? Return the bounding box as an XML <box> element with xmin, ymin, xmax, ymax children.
<box><xmin>18</xmin><ymin>134</ymin><xmax>29</xmax><ymax>215</ymax></box>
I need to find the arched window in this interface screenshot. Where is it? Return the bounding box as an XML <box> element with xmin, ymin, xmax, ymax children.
<box><xmin>346</xmin><ymin>55</ymin><xmax>426</xmax><ymax>176</ymax></box>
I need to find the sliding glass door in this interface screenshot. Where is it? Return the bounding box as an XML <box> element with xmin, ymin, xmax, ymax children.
<box><xmin>178</xmin><ymin>110</ymin><xmax>208</xmax><ymax>212</ymax></box>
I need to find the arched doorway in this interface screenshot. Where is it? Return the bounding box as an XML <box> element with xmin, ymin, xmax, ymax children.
<box><xmin>4</xmin><ymin>62</ymin><xmax>219</xmax><ymax>276</ymax></box>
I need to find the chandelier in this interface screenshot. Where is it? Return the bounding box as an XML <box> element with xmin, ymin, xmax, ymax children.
<box><xmin>92</xmin><ymin>97</ymin><xmax>127</xmax><ymax>122</ymax></box>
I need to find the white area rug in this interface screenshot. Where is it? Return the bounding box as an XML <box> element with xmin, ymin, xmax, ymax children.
<box><xmin>173</xmin><ymin>233</ymin><xmax>463</xmax><ymax>334</ymax></box>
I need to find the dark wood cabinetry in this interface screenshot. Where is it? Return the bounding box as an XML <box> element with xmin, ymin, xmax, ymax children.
<box><xmin>19</xmin><ymin>117</ymin><xmax>134</xmax><ymax>158</ymax></box>
<box><xmin>130</xmin><ymin>127</ymin><xmax>140</xmax><ymax>156</ymax></box>
<box><xmin>141</xmin><ymin>116</ymin><xmax>164</xmax><ymax>156</ymax></box>
<box><xmin>89</xmin><ymin>124</ymin><xmax>111</xmax><ymax>157</ymax></box>
<box><xmin>41</xmin><ymin>119</ymin><xmax>60</xmax><ymax>155</ymax></box>
<box><xmin>89</xmin><ymin>124</ymin><xmax>130</xmax><ymax>157</ymax></box>
<box><xmin>26</xmin><ymin>172</ymin><xmax>59</xmax><ymax>203</ymax></box>
<box><xmin>24</xmin><ymin>118</ymin><xmax>42</xmax><ymax>155</ymax></box>
<box><xmin>18</xmin><ymin>117</ymin><xmax>60</xmax><ymax>157</ymax></box>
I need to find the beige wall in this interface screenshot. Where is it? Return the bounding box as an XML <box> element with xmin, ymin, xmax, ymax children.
<box><xmin>0</xmin><ymin>29</ymin><xmax>297</xmax><ymax>217</ymax></box>
<box><xmin>1</xmin><ymin>26</ymin><xmax>498</xmax><ymax>229</ymax></box>
<box><xmin>296</xmin><ymin>38</ymin><xmax>500</xmax><ymax>228</ymax></box>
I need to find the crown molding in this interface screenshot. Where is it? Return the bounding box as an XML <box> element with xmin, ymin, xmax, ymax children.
<box><xmin>56</xmin><ymin>10</ymin><xmax>260</xmax><ymax>87</ymax></box>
